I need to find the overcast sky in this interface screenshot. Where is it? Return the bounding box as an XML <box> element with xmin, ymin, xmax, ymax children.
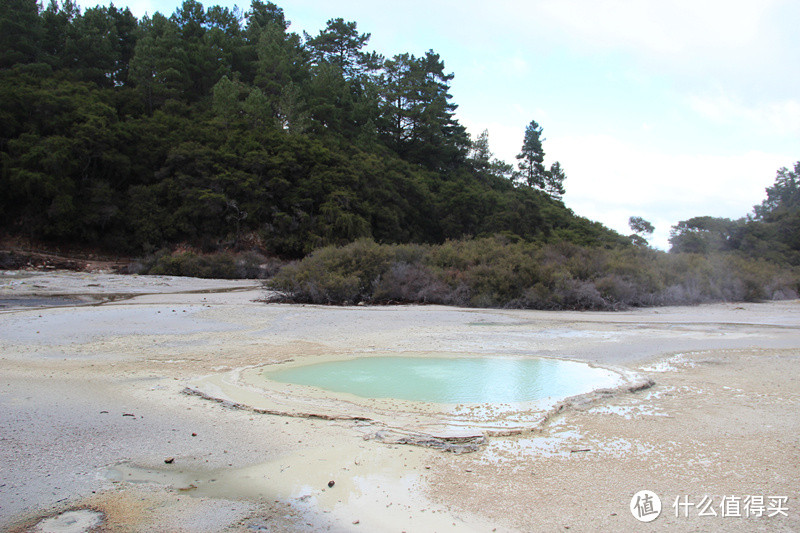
<box><xmin>80</xmin><ymin>0</ymin><xmax>800</xmax><ymax>248</ymax></box>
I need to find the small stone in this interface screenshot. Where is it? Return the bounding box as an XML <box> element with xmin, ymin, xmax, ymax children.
<box><xmin>164</xmin><ymin>457</ymin><xmax>175</xmax><ymax>464</ymax></box>
<box><xmin>191</xmin><ymin>433</ymin><xmax>197</xmax><ymax>437</ymax></box>
<box><xmin>352</xmin><ymin>519</ymin><xmax>359</xmax><ymax>525</ymax></box>
<box><xmin>327</xmin><ymin>480</ymin><xmax>335</xmax><ymax>488</ymax></box>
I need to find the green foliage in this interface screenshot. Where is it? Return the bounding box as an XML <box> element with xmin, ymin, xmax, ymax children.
<box><xmin>545</xmin><ymin>161</ymin><xmax>566</xmax><ymax>200</ymax></box>
<box><xmin>0</xmin><ymin>0</ymin><xmax>627</xmax><ymax>258</ymax></box>
<box><xmin>3</xmin><ymin>0</ymin><xmax>796</xmax><ymax>314</ymax></box>
<box><xmin>669</xmin><ymin>216</ymin><xmax>739</xmax><ymax>254</ymax></box>
<box><xmin>0</xmin><ymin>0</ymin><xmax>43</xmax><ymax>68</ymax></box>
<box><xmin>304</xmin><ymin>18</ymin><xmax>374</xmax><ymax>79</ymax></box>
<box><xmin>516</xmin><ymin>120</ymin><xmax>545</xmax><ymax>188</ymax></box>
<box><xmin>378</xmin><ymin>50</ymin><xmax>468</xmax><ymax>170</ymax></box>
<box><xmin>628</xmin><ymin>216</ymin><xmax>654</xmax><ymax>236</ymax></box>
<box><xmin>669</xmin><ymin>163</ymin><xmax>800</xmax><ymax>265</ymax></box>
<box><xmin>515</xmin><ymin>119</ymin><xmax>567</xmax><ymax>200</ymax></box>
<box><xmin>628</xmin><ymin>216</ymin><xmax>654</xmax><ymax>247</ymax></box>
<box><xmin>269</xmin><ymin>237</ymin><xmax>799</xmax><ymax>309</ymax></box>
<box><xmin>271</xmin><ymin>239</ymin><xmax>403</xmax><ymax>304</ymax></box>
<box><xmin>754</xmin><ymin>161</ymin><xmax>800</xmax><ymax>220</ymax></box>
<box><xmin>131</xmin><ymin>248</ymin><xmax>282</xmax><ymax>278</ymax></box>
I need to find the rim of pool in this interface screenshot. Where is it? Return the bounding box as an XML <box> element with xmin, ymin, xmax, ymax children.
<box><xmin>187</xmin><ymin>352</ymin><xmax>653</xmax><ymax>442</ymax></box>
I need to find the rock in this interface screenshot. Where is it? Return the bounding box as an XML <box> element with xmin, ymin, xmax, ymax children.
<box><xmin>327</xmin><ymin>480</ymin><xmax>335</xmax><ymax>488</ymax></box>
<box><xmin>164</xmin><ymin>457</ymin><xmax>175</xmax><ymax>464</ymax></box>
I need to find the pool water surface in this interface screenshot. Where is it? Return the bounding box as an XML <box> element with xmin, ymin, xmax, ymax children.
<box><xmin>263</xmin><ymin>355</ymin><xmax>623</xmax><ymax>404</ymax></box>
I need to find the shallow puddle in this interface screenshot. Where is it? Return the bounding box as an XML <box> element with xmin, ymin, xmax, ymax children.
<box><xmin>0</xmin><ymin>296</ymin><xmax>87</xmax><ymax>309</ymax></box>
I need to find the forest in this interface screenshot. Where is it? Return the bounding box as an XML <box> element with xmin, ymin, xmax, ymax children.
<box><xmin>265</xmin><ymin>163</ymin><xmax>800</xmax><ymax>310</ymax></box>
<box><xmin>1</xmin><ymin>0</ymin><xmax>798</xmax><ymax>309</ymax></box>
<box><xmin>0</xmin><ymin>0</ymin><xmax>618</xmax><ymax>257</ymax></box>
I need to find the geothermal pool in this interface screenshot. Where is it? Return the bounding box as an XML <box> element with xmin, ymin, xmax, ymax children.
<box><xmin>263</xmin><ymin>355</ymin><xmax>623</xmax><ymax>404</ymax></box>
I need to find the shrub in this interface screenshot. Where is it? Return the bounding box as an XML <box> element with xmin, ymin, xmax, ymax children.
<box><xmin>372</xmin><ymin>262</ymin><xmax>454</xmax><ymax>304</ymax></box>
<box><xmin>270</xmin><ymin>239</ymin><xmax>398</xmax><ymax>304</ymax></box>
<box><xmin>267</xmin><ymin>237</ymin><xmax>800</xmax><ymax>310</ymax></box>
<box><xmin>129</xmin><ymin>249</ymin><xmax>283</xmax><ymax>279</ymax></box>
<box><xmin>147</xmin><ymin>251</ymin><xmax>237</xmax><ymax>278</ymax></box>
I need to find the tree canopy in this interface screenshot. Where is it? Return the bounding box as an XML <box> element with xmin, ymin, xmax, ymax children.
<box><xmin>0</xmin><ymin>0</ymin><xmax>628</xmax><ymax>256</ymax></box>
<box><xmin>515</xmin><ymin>119</ymin><xmax>566</xmax><ymax>200</ymax></box>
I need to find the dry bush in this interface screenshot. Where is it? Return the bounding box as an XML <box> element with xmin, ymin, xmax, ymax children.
<box><xmin>131</xmin><ymin>249</ymin><xmax>284</xmax><ymax>279</ymax></box>
<box><xmin>267</xmin><ymin>237</ymin><xmax>800</xmax><ymax>309</ymax></box>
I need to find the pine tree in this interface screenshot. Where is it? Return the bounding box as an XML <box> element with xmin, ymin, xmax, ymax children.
<box><xmin>545</xmin><ymin>161</ymin><xmax>566</xmax><ymax>200</ymax></box>
<box><xmin>470</xmin><ymin>129</ymin><xmax>492</xmax><ymax>170</ymax></box>
<box><xmin>304</xmin><ymin>18</ymin><xmax>371</xmax><ymax>79</ymax></box>
<box><xmin>516</xmin><ymin>120</ymin><xmax>546</xmax><ymax>188</ymax></box>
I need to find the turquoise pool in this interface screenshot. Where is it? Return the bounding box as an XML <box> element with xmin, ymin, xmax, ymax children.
<box><xmin>263</xmin><ymin>355</ymin><xmax>622</xmax><ymax>404</ymax></box>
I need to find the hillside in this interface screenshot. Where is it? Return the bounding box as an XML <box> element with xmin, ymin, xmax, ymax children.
<box><xmin>0</xmin><ymin>0</ymin><xmax>628</xmax><ymax>257</ymax></box>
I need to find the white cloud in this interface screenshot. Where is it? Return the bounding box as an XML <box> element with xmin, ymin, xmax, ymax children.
<box><xmin>547</xmin><ymin>135</ymin><xmax>791</xmax><ymax>249</ymax></box>
<box><xmin>454</xmin><ymin>123</ymin><xmax>791</xmax><ymax>249</ymax></box>
<box><xmin>489</xmin><ymin>0</ymin><xmax>800</xmax><ymax>102</ymax></box>
<box><xmin>504</xmin><ymin>56</ymin><xmax>530</xmax><ymax>76</ymax></box>
<box><xmin>689</xmin><ymin>92</ymin><xmax>800</xmax><ymax>135</ymax></box>
<box><xmin>532</xmin><ymin>0</ymin><xmax>774</xmax><ymax>55</ymax></box>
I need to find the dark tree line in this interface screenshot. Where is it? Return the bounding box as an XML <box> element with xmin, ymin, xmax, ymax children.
<box><xmin>0</xmin><ymin>0</ymin><xmax>627</xmax><ymax>256</ymax></box>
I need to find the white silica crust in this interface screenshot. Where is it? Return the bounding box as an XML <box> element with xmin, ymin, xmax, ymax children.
<box><xmin>35</xmin><ymin>510</ymin><xmax>103</xmax><ymax>533</ymax></box>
